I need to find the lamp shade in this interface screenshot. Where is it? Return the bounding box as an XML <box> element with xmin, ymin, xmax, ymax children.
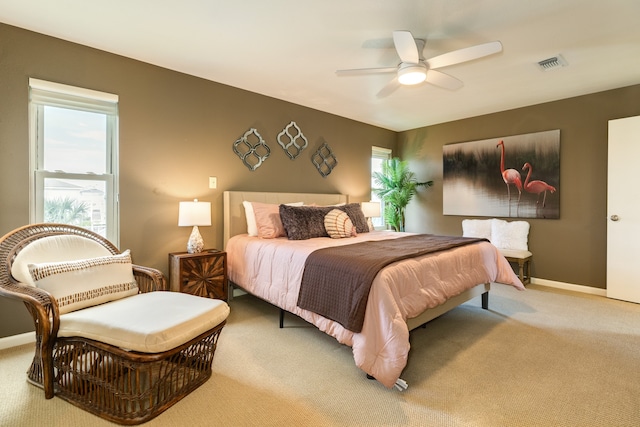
<box><xmin>361</xmin><ymin>201</ymin><xmax>381</xmax><ymax>218</ymax></box>
<box><xmin>178</xmin><ymin>199</ymin><xmax>211</xmax><ymax>226</ymax></box>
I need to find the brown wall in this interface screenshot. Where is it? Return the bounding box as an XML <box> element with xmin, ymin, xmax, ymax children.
<box><xmin>2</xmin><ymin>22</ymin><xmax>639</xmax><ymax>339</ymax></box>
<box><xmin>0</xmin><ymin>23</ymin><xmax>396</xmax><ymax>337</ymax></box>
<box><xmin>398</xmin><ymin>84</ymin><xmax>640</xmax><ymax>289</ymax></box>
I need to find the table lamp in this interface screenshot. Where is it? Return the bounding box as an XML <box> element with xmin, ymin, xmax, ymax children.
<box><xmin>178</xmin><ymin>199</ymin><xmax>211</xmax><ymax>253</ymax></box>
<box><xmin>360</xmin><ymin>201</ymin><xmax>381</xmax><ymax>231</ymax></box>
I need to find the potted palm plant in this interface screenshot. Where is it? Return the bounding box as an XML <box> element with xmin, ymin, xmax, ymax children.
<box><xmin>373</xmin><ymin>157</ymin><xmax>433</xmax><ymax>232</ymax></box>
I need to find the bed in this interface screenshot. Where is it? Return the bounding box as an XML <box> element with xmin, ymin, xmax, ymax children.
<box><xmin>223</xmin><ymin>191</ymin><xmax>524</xmax><ymax>389</ymax></box>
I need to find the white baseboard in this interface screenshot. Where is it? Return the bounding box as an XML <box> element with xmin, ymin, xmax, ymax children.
<box><xmin>0</xmin><ymin>331</ymin><xmax>35</xmax><ymax>351</ymax></box>
<box><xmin>531</xmin><ymin>277</ymin><xmax>607</xmax><ymax>297</ymax></box>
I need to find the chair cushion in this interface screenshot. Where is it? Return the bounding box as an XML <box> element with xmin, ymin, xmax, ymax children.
<box><xmin>12</xmin><ymin>234</ymin><xmax>112</xmax><ymax>286</ymax></box>
<box><xmin>28</xmin><ymin>250</ymin><xmax>138</xmax><ymax>314</ymax></box>
<box><xmin>58</xmin><ymin>292</ymin><xmax>230</xmax><ymax>353</ymax></box>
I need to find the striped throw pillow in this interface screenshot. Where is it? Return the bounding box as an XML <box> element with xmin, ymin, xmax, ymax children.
<box><xmin>324</xmin><ymin>209</ymin><xmax>356</xmax><ymax>239</ymax></box>
<box><xmin>28</xmin><ymin>250</ymin><xmax>138</xmax><ymax>314</ymax></box>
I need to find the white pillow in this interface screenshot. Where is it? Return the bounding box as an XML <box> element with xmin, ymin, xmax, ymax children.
<box><xmin>324</xmin><ymin>209</ymin><xmax>355</xmax><ymax>239</ymax></box>
<box><xmin>491</xmin><ymin>219</ymin><xmax>529</xmax><ymax>251</ymax></box>
<box><xmin>12</xmin><ymin>234</ymin><xmax>112</xmax><ymax>286</ymax></box>
<box><xmin>243</xmin><ymin>201</ymin><xmax>303</xmax><ymax>236</ymax></box>
<box><xmin>462</xmin><ymin>219</ymin><xmax>493</xmax><ymax>240</ymax></box>
<box><xmin>28</xmin><ymin>250</ymin><xmax>139</xmax><ymax>314</ymax></box>
<box><xmin>242</xmin><ymin>201</ymin><xmax>259</xmax><ymax>236</ymax></box>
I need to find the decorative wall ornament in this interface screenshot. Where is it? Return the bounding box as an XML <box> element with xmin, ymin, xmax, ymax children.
<box><xmin>233</xmin><ymin>128</ymin><xmax>271</xmax><ymax>171</ymax></box>
<box><xmin>311</xmin><ymin>142</ymin><xmax>338</xmax><ymax>177</ymax></box>
<box><xmin>277</xmin><ymin>121</ymin><xmax>308</xmax><ymax>160</ymax></box>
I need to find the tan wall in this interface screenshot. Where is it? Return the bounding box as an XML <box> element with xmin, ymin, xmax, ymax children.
<box><xmin>398</xmin><ymin>84</ymin><xmax>640</xmax><ymax>289</ymax></box>
<box><xmin>2</xmin><ymin>21</ymin><xmax>638</xmax><ymax>339</ymax></box>
<box><xmin>0</xmin><ymin>23</ymin><xmax>396</xmax><ymax>337</ymax></box>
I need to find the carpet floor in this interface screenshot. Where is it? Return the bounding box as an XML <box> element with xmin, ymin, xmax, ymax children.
<box><xmin>1</xmin><ymin>283</ymin><xmax>639</xmax><ymax>426</ymax></box>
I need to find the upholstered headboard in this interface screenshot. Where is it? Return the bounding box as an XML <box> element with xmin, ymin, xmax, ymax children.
<box><xmin>223</xmin><ymin>191</ymin><xmax>348</xmax><ymax>248</ymax></box>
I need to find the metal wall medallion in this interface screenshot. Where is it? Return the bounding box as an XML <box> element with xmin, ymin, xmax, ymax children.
<box><xmin>233</xmin><ymin>128</ymin><xmax>271</xmax><ymax>171</ymax></box>
<box><xmin>277</xmin><ymin>121</ymin><xmax>308</xmax><ymax>160</ymax></box>
<box><xmin>311</xmin><ymin>142</ymin><xmax>338</xmax><ymax>177</ymax></box>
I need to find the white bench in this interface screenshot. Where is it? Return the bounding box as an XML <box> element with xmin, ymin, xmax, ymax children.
<box><xmin>462</xmin><ymin>218</ymin><xmax>532</xmax><ymax>285</ymax></box>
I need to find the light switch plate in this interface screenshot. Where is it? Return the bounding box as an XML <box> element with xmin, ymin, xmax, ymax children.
<box><xmin>208</xmin><ymin>176</ymin><xmax>217</xmax><ymax>189</ymax></box>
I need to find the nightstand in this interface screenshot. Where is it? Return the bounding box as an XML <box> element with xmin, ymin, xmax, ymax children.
<box><xmin>168</xmin><ymin>250</ymin><xmax>228</xmax><ymax>300</ymax></box>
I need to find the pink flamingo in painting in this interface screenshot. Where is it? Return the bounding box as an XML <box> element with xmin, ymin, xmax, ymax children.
<box><xmin>522</xmin><ymin>162</ymin><xmax>556</xmax><ymax>207</ymax></box>
<box><xmin>496</xmin><ymin>140</ymin><xmax>522</xmax><ymax>203</ymax></box>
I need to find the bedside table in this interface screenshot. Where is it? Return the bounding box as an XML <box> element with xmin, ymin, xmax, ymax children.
<box><xmin>168</xmin><ymin>250</ymin><xmax>228</xmax><ymax>301</ymax></box>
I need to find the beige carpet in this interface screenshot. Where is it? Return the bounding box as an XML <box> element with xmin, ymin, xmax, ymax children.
<box><xmin>1</xmin><ymin>284</ymin><xmax>639</xmax><ymax>426</ymax></box>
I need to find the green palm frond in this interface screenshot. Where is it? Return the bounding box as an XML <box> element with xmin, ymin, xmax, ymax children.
<box><xmin>44</xmin><ymin>197</ymin><xmax>89</xmax><ymax>225</ymax></box>
<box><xmin>372</xmin><ymin>158</ymin><xmax>433</xmax><ymax>231</ymax></box>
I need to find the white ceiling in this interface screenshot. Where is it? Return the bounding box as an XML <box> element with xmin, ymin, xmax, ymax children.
<box><xmin>1</xmin><ymin>0</ymin><xmax>639</xmax><ymax>131</ymax></box>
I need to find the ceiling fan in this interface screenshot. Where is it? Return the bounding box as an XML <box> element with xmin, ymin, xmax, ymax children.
<box><xmin>336</xmin><ymin>30</ymin><xmax>503</xmax><ymax>97</ymax></box>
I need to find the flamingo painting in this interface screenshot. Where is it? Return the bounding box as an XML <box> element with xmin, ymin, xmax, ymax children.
<box><xmin>522</xmin><ymin>162</ymin><xmax>556</xmax><ymax>207</ymax></box>
<box><xmin>442</xmin><ymin>129</ymin><xmax>559</xmax><ymax>218</ymax></box>
<box><xmin>496</xmin><ymin>140</ymin><xmax>522</xmax><ymax>203</ymax></box>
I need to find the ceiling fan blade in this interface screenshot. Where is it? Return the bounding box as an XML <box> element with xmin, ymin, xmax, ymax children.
<box><xmin>425</xmin><ymin>70</ymin><xmax>463</xmax><ymax>90</ymax></box>
<box><xmin>335</xmin><ymin>66</ymin><xmax>397</xmax><ymax>76</ymax></box>
<box><xmin>426</xmin><ymin>41</ymin><xmax>502</xmax><ymax>69</ymax></box>
<box><xmin>376</xmin><ymin>78</ymin><xmax>401</xmax><ymax>98</ymax></box>
<box><xmin>392</xmin><ymin>30</ymin><xmax>420</xmax><ymax>64</ymax></box>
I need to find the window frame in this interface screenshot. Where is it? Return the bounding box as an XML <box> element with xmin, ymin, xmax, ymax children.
<box><xmin>371</xmin><ymin>146</ymin><xmax>392</xmax><ymax>230</ymax></box>
<box><xmin>29</xmin><ymin>78</ymin><xmax>120</xmax><ymax>245</ymax></box>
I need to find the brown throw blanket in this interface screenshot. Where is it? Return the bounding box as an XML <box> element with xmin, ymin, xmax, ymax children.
<box><xmin>297</xmin><ymin>234</ymin><xmax>488</xmax><ymax>333</ymax></box>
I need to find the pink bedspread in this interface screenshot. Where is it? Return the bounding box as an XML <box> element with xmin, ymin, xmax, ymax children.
<box><xmin>226</xmin><ymin>231</ymin><xmax>524</xmax><ymax>388</ymax></box>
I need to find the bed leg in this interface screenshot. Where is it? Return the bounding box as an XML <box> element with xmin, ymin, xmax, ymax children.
<box><xmin>279</xmin><ymin>309</ymin><xmax>285</xmax><ymax>328</ymax></box>
<box><xmin>481</xmin><ymin>291</ymin><xmax>489</xmax><ymax>310</ymax></box>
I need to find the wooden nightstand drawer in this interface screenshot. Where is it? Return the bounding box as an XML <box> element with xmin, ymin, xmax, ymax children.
<box><xmin>168</xmin><ymin>250</ymin><xmax>228</xmax><ymax>300</ymax></box>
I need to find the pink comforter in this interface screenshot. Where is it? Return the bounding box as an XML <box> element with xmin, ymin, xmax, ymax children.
<box><xmin>226</xmin><ymin>231</ymin><xmax>524</xmax><ymax>388</ymax></box>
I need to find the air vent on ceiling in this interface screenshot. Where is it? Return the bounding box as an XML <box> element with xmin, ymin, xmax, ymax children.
<box><xmin>537</xmin><ymin>54</ymin><xmax>568</xmax><ymax>71</ymax></box>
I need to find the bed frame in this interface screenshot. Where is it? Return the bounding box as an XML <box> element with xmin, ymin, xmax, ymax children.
<box><xmin>222</xmin><ymin>190</ymin><xmax>490</xmax><ymax>332</ymax></box>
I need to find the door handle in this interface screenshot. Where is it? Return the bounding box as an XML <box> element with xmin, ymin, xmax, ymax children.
<box><xmin>610</xmin><ymin>215</ymin><xmax>620</xmax><ymax>221</ymax></box>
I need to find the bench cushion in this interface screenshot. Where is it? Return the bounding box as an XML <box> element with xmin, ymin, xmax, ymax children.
<box><xmin>58</xmin><ymin>292</ymin><xmax>230</xmax><ymax>353</ymax></box>
<box><xmin>499</xmin><ymin>248</ymin><xmax>533</xmax><ymax>259</ymax></box>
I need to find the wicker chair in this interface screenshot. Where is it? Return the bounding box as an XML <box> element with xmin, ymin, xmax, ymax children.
<box><xmin>0</xmin><ymin>224</ymin><xmax>230</xmax><ymax>425</ymax></box>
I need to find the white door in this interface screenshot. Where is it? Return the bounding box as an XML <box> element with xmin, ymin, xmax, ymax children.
<box><xmin>607</xmin><ymin>116</ymin><xmax>640</xmax><ymax>303</ymax></box>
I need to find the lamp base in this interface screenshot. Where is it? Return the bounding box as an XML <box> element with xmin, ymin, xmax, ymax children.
<box><xmin>187</xmin><ymin>226</ymin><xmax>205</xmax><ymax>253</ymax></box>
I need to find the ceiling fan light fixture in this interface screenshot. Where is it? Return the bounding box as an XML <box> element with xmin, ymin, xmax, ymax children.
<box><xmin>397</xmin><ymin>63</ymin><xmax>427</xmax><ymax>85</ymax></box>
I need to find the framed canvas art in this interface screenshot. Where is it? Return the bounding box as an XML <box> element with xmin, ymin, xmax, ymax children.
<box><xmin>443</xmin><ymin>129</ymin><xmax>560</xmax><ymax>219</ymax></box>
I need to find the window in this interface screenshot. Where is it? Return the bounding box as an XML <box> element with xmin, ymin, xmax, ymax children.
<box><xmin>29</xmin><ymin>79</ymin><xmax>119</xmax><ymax>244</ymax></box>
<box><xmin>371</xmin><ymin>146</ymin><xmax>392</xmax><ymax>229</ymax></box>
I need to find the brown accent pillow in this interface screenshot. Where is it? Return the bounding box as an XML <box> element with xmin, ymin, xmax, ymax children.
<box><xmin>280</xmin><ymin>203</ymin><xmax>369</xmax><ymax>240</ymax></box>
<box><xmin>339</xmin><ymin>203</ymin><xmax>369</xmax><ymax>234</ymax></box>
<box><xmin>279</xmin><ymin>205</ymin><xmax>332</xmax><ymax>240</ymax></box>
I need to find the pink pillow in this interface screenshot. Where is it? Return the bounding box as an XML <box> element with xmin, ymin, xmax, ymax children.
<box><xmin>251</xmin><ymin>202</ymin><xmax>288</xmax><ymax>238</ymax></box>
